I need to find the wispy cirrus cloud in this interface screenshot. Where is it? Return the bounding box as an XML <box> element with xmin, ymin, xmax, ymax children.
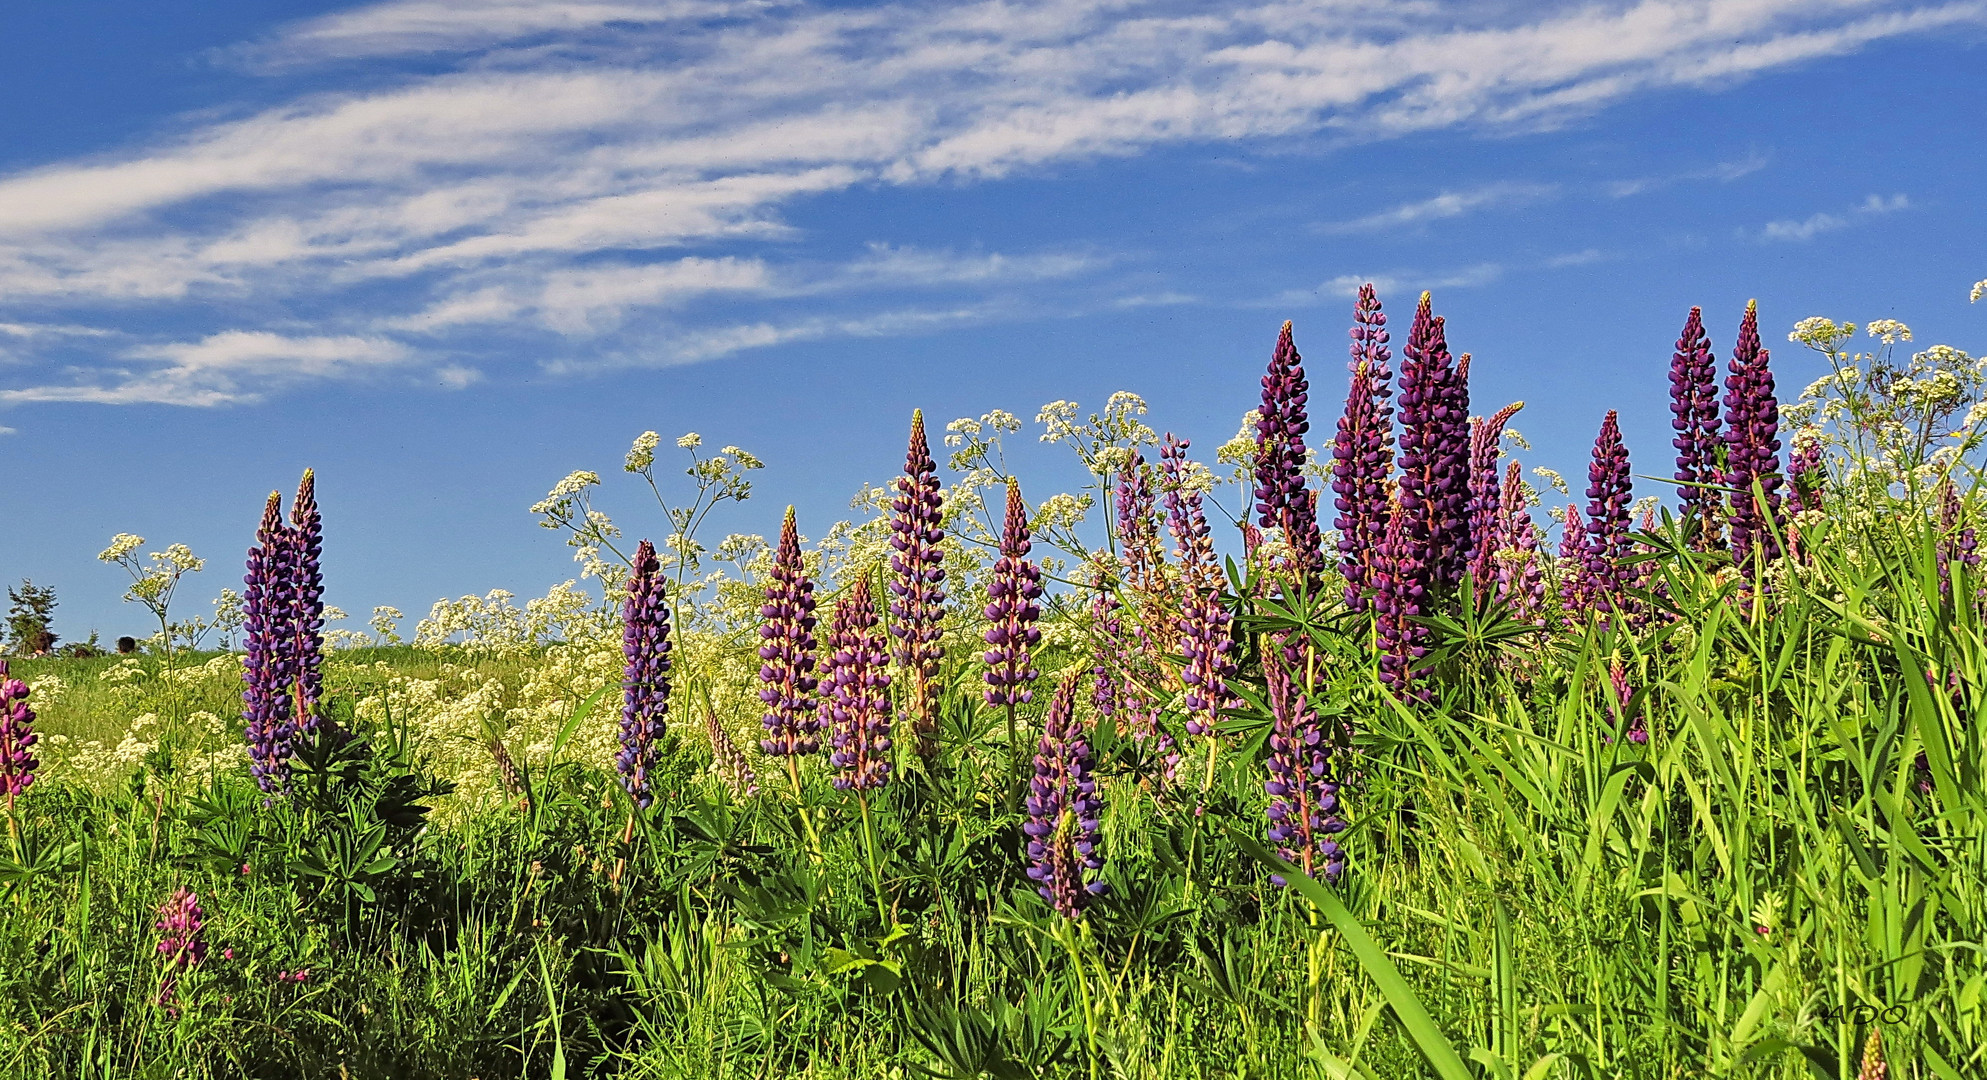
<box><xmin>1760</xmin><ymin>192</ymin><xmax>1911</xmax><ymax>241</ymax></box>
<box><xmin>0</xmin><ymin>0</ymin><xmax>1979</xmax><ymax>405</ymax></box>
<box><xmin>0</xmin><ymin>332</ymin><xmax>414</xmax><ymax>406</ymax></box>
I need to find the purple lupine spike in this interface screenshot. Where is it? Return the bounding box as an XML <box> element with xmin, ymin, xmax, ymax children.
<box><xmin>1494</xmin><ymin>462</ymin><xmax>1546</xmax><ymax>622</ymax></box>
<box><xmin>1722</xmin><ymin>301</ymin><xmax>1784</xmax><ymax>565</ymax></box>
<box><xmin>888</xmin><ymin>410</ymin><xmax>947</xmax><ymax>755</ymax></box>
<box><xmin>1466</xmin><ymin>401</ymin><xmax>1525</xmax><ymax>602</ymax></box>
<box><xmin>1263</xmin><ymin>647</ymin><xmax>1346</xmax><ymax>885</ymax></box>
<box><xmin>1088</xmin><ymin>562</ymin><xmax>1124</xmax><ymax>721</ymax></box>
<box><xmin>1023</xmin><ymin>672</ymin><xmax>1107</xmax><ymax>918</ymax></box>
<box><xmin>1937</xmin><ymin>478</ymin><xmax>1979</xmax><ymax>604</ymax></box>
<box><xmin>758</xmin><ymin>507</ymin><xmax>822</xmax><ymax>757</ymax></box>
<box><xmin>827</xmin><ymin>578</ymin><xmax>893</xmax><ymax>793</ymax></box>
<box><xmin>1669</xmin><ymin>307</ymin><xmax>1723</xmax><ymax>550</ymax></box>
<box><xmin>243</xmin><ymin>492</ymin><xmax>299</xmax><ymax>794</ymax></box>
<box><xmin>1162</xmin><ymin>437</ymin><xmax>1237</xmax><ymax>740</ymax></box>
<box><xmin>1332</xmin><ymin>284</ymin><xmax>1394</xmax><ymax>613</ymax></box>
<box><xmin>1786</xmin><ymin>428</ymin><xmax>1824</xmax><ymax>516</ymax></box>
<box><xmin>1373</xmin><ymin>501</ymin><xmax>1429</xmax><ymax>700</ymax></box>
<box><xmin>706</xmin><ymin>710</ymin><xmax>758</xmax><ymax>798</ymax></box>
<box><xmin>983</xmin><ymin>480</ymin><xmax>1043</xmax><ymax>707</ymax></box>
<box><xmin>619</xmin><ymin>538</ymin><xmax>672</xmax><ymax>808</ymax></box>
<box><xmin>1255</xmin><ymin>321</ymin><xmax>1324</xmax><ymax>581</ymax></box>
<box><xmin>1116</xmin><ymin>451</ymin><xmax>1163</xmax><ymax>594</ymax></box>
<box><xmin>1398</xmin><ymin>294</ymin><xmax>1472</xmax><ymax>596</ymax></box>
<box><xmin>1557</xmin><ymin>502</ymin><xmax>1586</xmax><ymax>616</ymax></box>
<box><xmin>0</xmin><ymin>661</ymin><xmax>38</xmax><ymax>806</ymax></box>
<box><xmin>154</xmin><ymin>887</ymin><xmax>207</xmax><ymax>1005</ymax></box>
<box><xmin>287</xmin><ymin>470</ymin><xmax>326</xmax><ymax>733</ymax></box>
<box><xmin>1577</xmin><ymin>411</ymin><xmax>1636</xmax><ymax>619</ymax></box>
<box><xmin>1608</xmin><ymin>662</ymin><xmax>1647</xmax><ymax>744</ymax></box>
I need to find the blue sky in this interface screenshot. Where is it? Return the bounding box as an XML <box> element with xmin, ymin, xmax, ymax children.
<box><xmin>2</xmin><ymin>0</ymin><xmax>1983</xmax><ymax>644</ymax></box>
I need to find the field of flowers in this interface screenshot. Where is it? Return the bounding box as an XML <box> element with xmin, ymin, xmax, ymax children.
<box><xmin>4</xmin><ymin>281</ymin><xmax>1987</xmax><ymax>1079</ymax></box>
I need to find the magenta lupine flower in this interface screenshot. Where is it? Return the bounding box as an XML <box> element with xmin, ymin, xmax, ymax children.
<box><xmin>154</xmin><ymin>887</ymin><xmax>207</xmax><ymax>1005</ymax></box>
<box><xmin>1332</xmin><ymin>284</ymin><xmax>1394</xmax><ymax>613</ymax></box>
<box><xmin>827</xmin><ymin>578</ymin><xmax>893</xmax><ymax>792</ymax></box>
<box><xmin>1373</xmin><ymin>502</ymin><xmax>1430</xmax><ymax>700</ymax></box>
<box><xmin>983</xmin><ymin>480</ymin><xmax>1043</xmax><ymax>707</ymax></box>
<box><xmin>1578</xmin><ymin>411</ymin><xmax>1636</xmax><ymax>619</ymax></box>
<box><xmin>1786</xmin><ymin>429</ymin><xmax>1824</xmax><ymax>516</ymax></box>
<box><xmin>619</xmin><ymin>539</ymin><xmax>672</xmax><ymax>808</ymax></box>
<box><xmin>1494</xmin><ymin>462</ymin><xmax>1546</xmax><ymax>621</ymax></box>
<box><xmin>1466</xmin><ymin>401</ymin><xmax>1525</xmax><ymax>601</ymax></box>
<box><xmin>0</xmin><ymin>661</ymin><xmax>38</xmax><ymax>805</ymax></box>
<box><xmin>1255</xmin><ymin>321</ymin><xmax>1324</xmax><ymax>581</ymax></box>
<box><xmin>1162</xmin><ymin>437</ymin><xmax>1237</xmax><ymax>739</ymax></box>
<box><xmin>1722</xmin><ymin>301</ymin><xmax>1784</xmax><ymax>565</ymax></box>
<box><xmin>759</xmin><ymin>507</ymin><xmax>822</xmax><ymax>757</ymax></box>
<box><xmin>1608</xmin><ymin>662</ymin><xmax>1647</xmax><ymax>744</ymax></box>
<box><xmin>1023</xmin><ymin>673</ymin><xmax>1107</xmax><ymax>918</ymax></box>
<box><xmin>1263</xmin><ymin>648</ymin><xmax>1346</xmax><ymax>885</ymax></box>
<box><xmin>706</xmin><ymin>711</ymin><xmax>758</xmax><ymax>798</ymax></box>
<box><xmin>888</xmin><ymin>411</ymin><xmax>947</xmax><ymax>753</ymax></box>
<box><xmin>1938</xmin><ymin>478</ymin><xmax>1979</xmax><ymax>604</ymax></box>
<box><xmin>1669</xmin><ymin>307</ymin><xmax>1723</xmax><ymax>549</ymax></box>
<box><xmin>1398</xmin><ymin>293</ymin><xmax>1472</xmax><ymax>595</ymax></box>
<box><xmin>243</xmin><ymin>492</ymin><xmax>299</xmax><ymax>793</ymax></box>
<box><xmin>287</xmin><ymin>470</ymin><xmax>326</xmax><ymax>733</ymax></box>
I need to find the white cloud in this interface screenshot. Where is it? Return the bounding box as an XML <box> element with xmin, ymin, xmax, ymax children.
<box><xmin>0</xmin><ymin>332</ymin><xmax>414</xmax><ymax>406</ymax></box>
<box><xmin>1761</xmin><ymin>192</ymin><xmax>1910</xmax><ymax>241</ymax></box>
<box><xmin>0</xmin><ymin>425</ymin><xmax>15</xmax><ymax>435</ymax></box>
<box><xmin>1317</xmin><ymin>183</ymin><xmax>1559</xmax><ymax>233</ymax></box>
<box><xmin>0</xmin><ymin>0</ymin><xmax>1976</xmax><ymax>403</ymax></box>
<box><xmin>1607</xmin><ymin>149</ymin><xmax>1770</xmax><ymax>196</ymax></box>
<box><xmin>1273</xmin><ymin>263</ymin><xmax>1504</xmax><ymax>307</ymax></box>
<box><xmin>1545</xmin><ymin>248</ymin><xmax>1611</xmax><ymax>267</ymax></box>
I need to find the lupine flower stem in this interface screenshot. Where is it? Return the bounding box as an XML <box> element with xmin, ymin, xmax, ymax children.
<box><xmin>1578</xmin><ymin>410</ymin><xmax>1635</xmax><ymax>623</ymax></box>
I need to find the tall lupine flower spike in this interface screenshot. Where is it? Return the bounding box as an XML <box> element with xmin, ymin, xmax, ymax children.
<box><xmin>1263</xmin><ymin>648</ymin><xmax>1347</xmax><ymax>885</ymax></box>
<box><xmin>1577</xmin><ymin>411</ymin><xmax>1636</xmax><ymax>620</ymax></box>
<box><xmin>619</xmin><ymin>539</ymin><xmax>673</xmax><ymax>808</ymax></box>
<box><xmin>1556</xmin><ymin>502</ymin><xmax>1586</xmax><ymax>616</ymax></box>
<box><xmin>1162</xmin><ymin>437</ymin><xmax>1237</xmax><ymax>742</ymax></box>
<box><xmin>983</xmin><ymin>480</ymin><xmax>1043</xmax><ymax>708</ymax></box>
<box><xmin>1785</xmin><ymin>427</ymin><xmax>1824</xmax><ymax>516</ymax></box>
<box><xmin>1722</xmin><ymin>300</ymin><xmax>1785</xmax><ymax>565</ymax></box>
<box><xmin>287</xmin><ymin>470</ymin><xmax>326</xmax><ymax>733</ymax></box>
<box><xmin>1373</xmin><ymin>501</ymin><xmax>1430</xmax><ymax>700</ymax></box>
<box><xmin>1669</xmin><ymin>307</ymin><xmax>1723</xmax><ymax>550</ymax></box>
<box><xmin>154</xmin><ymin>887</ymin><xmax>207</xmax><ymax>1005</ymax></box>
<box><xmin>1466</xmin><ymin>401</ymin><xmax>1525</xmax><ymax>602</ymax></box>
<box><xmin>1937</xmin><ymin>477</ymin><xmax>1979</xmax><ymax>604</ymax></box>
<box><xmin>1495</xmin><ymin>462</ymin><xmax>1546</xmax><ymax>622</ymax></box>
<box><xmin>0</xmin><ymin>661</ymin><xmax>38</xmax><ymax>810</ymax></box>
<box><xmin>1855</xmin><ymin>1027</ymin><xmax>1888</xmax><ymax>1080</ymax></box>
<box><xmin>1023</xmin><ymin>672</ymin><xmax>1106</xmax><ymax>918</ymax></box>
<box><xmin>243</xmin><ymin>492</ymin><xmax>299</xmax><ymax>794</ymax></box>
<box><xmin>758</xmin><ymin>507</ymin><xmax>822</xmax><ymax>757</ymax></box>
<box><xmin>1254</xmin><ymin>321</ymin><xmax>1324</xmax><ymax>581</ymax></box>
<box><xmin>1116</xmin><ymin>451</ymin><xmax>1164</xmax><ymax>596</ymax></box>
<box><xmin>1088</xmin><ymin>562</ymin><xmax>1125</xmax><ymax>722</ymax></box>
<box><xmin>888</xmin><ymin>410</ymin><xmax>947</xmax><ymax>755</ymax></box>
<box><xmin>707</xmin><ymin>711</ymin><xmax>758</xmax><ymax>797</ymax></box>
<box><xmin>1332</xmin><ymin>284</ymin><xmax>1394</xmax><ymax>612</ymax></box>
<box><xmin>1608</xmin><ymin>661</ymin><xmax>1647</xmax><ymax>744</ymax></box>
<box><xmin>1398</xmin><ymin>293</ymin><xmax>1472</xmax><ymax>595</ymax></box>
<box><xmin>827</xmin><ymin>578</ymin><xmax>893</xmax><ymax>792</ymax></box>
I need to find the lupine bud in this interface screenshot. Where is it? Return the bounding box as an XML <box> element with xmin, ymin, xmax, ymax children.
<box><xmin>888</xmin><ymin>411</ymin><xmax>947</xmax><ymax>754</ymax></box>
<box><xmin>707</xmin><ymin>710</ymin><xmax>758</xmax><ymax>797</ymax></box>
<box><xmin>243</xmin><ymin>492</ymin><xmax>299</xmax><ymax>794</ymax></box>
<box><xmin>1023</xmin><ymin>672</ymin><xmax>1107</xmax><ymax>918</ymax></box>
<box><xmin>1722</xmin><ymin>301</ymin><xmax>1784</xmax><ymax>564</ymax></box>
<box><xmin>1786</xmin><ymin>427</ymin><xmax>1824</xmax><ymax>516</ymax></box>
<box><xmin>1398</xmin><ymin>293</ymin><xmax>1472</xmax><ymax>595</ymax></box>
<box><xmin>619</xmin><ymin>539</ymin><xmax>672</xmax><ymax>808</ymax></box>
<box><xmin>1263</xmin><ymin>648</ymin><xmax>1346</xmax><ymax>884</ymax></box>
<box><xmin>1669</xmin><ymin>307</ymin><xmax>1723</xmax><ymax>549</ymax></box>
<box><xmin>983</xmin><ymin>481</ymin><xmax>1043</xmax><ymax>707</ymax></box>
<box><xmin>759</xmin><ymin>507</ymin><xmax>822</xmax><ymax>757</ymax></box>
<box><xmin>154</xmin><ymin>887</ymin><xmax>207</xmax><ymax>1005</ymax></box>
<box><xmin>288</xmin><ymin>470</ymin><xmax>326</xmax><ymax>733</ymax></box>
<box><xmin>827</xmin><ymin>578</ymin><xmax>893</xmax><ymax>792</ymax></box>
<box><xmin>1577</xmin><ymin>411</ymin><xmax>1636</xmax><ymax>619</ymax></box>
<box><xmin>1466</xmin><ymin>401</ymin><xmax>1524</xmax><ymax>601</ymax></box>
<box><xmin>1163</xmin><ymin>437</ymin><xmax>1237</xmax><ymax>740</ymax></box>
<box><xmin>0</xmin><ymin>661</ymin><xmax>38</xmax><ymax>803</ymax></box>
<box><xmin>1255</xmin><ymin>321</ymin><xmax>1324</xmax><ymax>581</ymax></box>
<box><xmin>1332</xmin><ymin>285</ymin><xmax>1394</xmax><ymax>612</ymax></box>
<box><xmin>1856</xmin><ymin>1027</ymin><xmax>1887</xmax><ymax>1080</ymax></box>
<box><xmin>1938</xmin><ymin>477</ymin><xmax>1979</xmax><ymax>604</ymax></box>
<box><xmin>1373</xmin><ymin>501</ymin><xmax>1429</xmax><ymax>700</ymax></box>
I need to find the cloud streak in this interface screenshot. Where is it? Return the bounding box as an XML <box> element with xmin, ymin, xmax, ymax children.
<box><xmin>1761</xmin><ymin>192</ymin><xmax>1911</xmax><ymax>241</ymax></box>
<box><xmin>0</xmin><ymin>0</ymin><xmax>1978</xmax><ymax>404</ymax></box>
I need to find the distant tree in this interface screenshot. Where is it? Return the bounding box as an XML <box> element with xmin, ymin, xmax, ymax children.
<box><xmin>5</xmin><ymin>579</ymin><xmax>58</xmax><ymax>656</ymax></box>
